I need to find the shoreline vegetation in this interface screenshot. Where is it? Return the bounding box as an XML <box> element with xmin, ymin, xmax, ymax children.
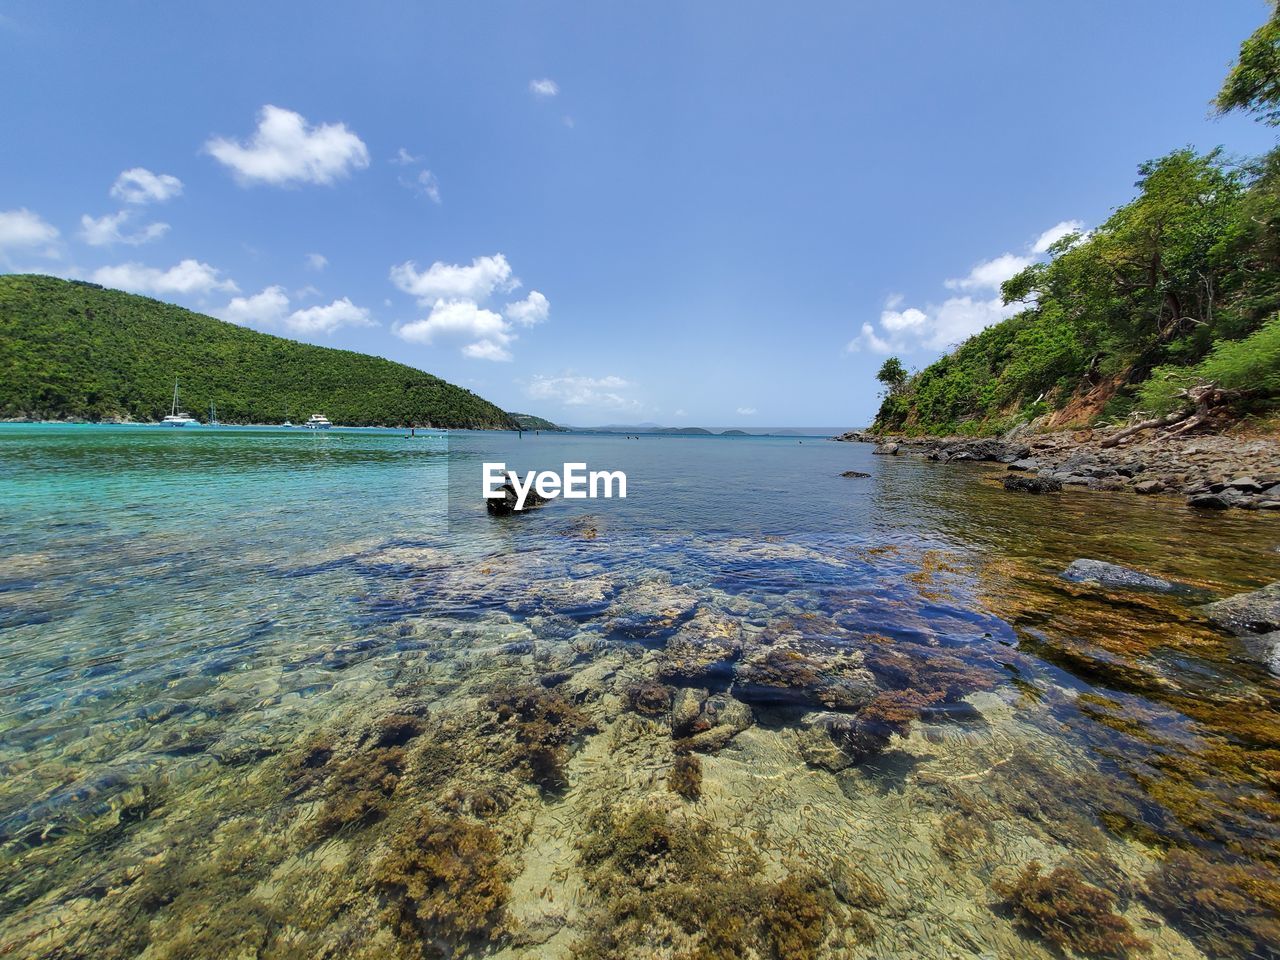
<box><xmin>0</xmin><ymin>275</ymin><xmax>521</xmax><ymax>430</ymax></box>
<box><xmin>868</xmin><ymin>7</ymin><xmax>1280</xmax><ymax>458</ymax></box>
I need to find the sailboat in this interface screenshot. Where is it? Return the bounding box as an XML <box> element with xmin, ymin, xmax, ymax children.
<box><xmin>209</xmin><ymin>401</ymin><xmax>219</xmax><ymax>427</ymax></box>
<box><xmin>161</xmin><ymin>380</ymin><xmax>199</xmax><ymax>427</ymax></box>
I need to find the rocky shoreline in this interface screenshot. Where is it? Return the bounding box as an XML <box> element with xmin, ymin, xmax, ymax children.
<box><xmin>834</xmin><ymin>427</ymin><xmax>1280</xmax><ymax>511</ymax></box>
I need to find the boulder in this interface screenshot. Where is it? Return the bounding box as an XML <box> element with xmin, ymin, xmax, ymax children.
<box><xmin>655</xmin><ymin>611</ymin><xmax>744</xmax><ymax>685</ymax></box>
<box><xmin>840</xmin><ymin>470</ymin><xmax>871</xmax><ymax>478</ymax></box>
<box><xmin>873</xmin><ymin>443</ymin><xmax>900</xmax><ymax>456</ymax></box>
<box><xmin>1228</xmin><ymin>477</ymin><xmax>1265</xmax><ymax>493</ymax></box>
<box><xmin>1006</xmin><ymin>458</ymin><xmax>1039</xmax><ymax>472</ymax></box>
<box><xmin>486</xmin><ymin>479</ymin><xmax>549</xmax><ymax>516</ymax></box>
<box><xmin>1002</xmin><ymin>475</ymin><xmax>1062</xmax><ymax>494</ymax></box>
<box><xmin>1188</xmin><ymin>493</ymin><xmax>1233</xmax><ymax>510</ymax></box>
<box><xmin>1203</xmin><ymin>582</ymin><xmax>1280</xmax><ymax>635</ymax></box>
<box><xmin>1061</xmin><ymin>559</ymin><xmax>1180</xmax><ymax>594</ymax></box>
<box><xmin>1133</xmin><ymin>479</ymin><xmax>1163</xmax><ymax>495</ymax></box>
<box><xmin>733</xmin><ymin>645</ymin><xmax>876</xmax><ymax>711</ymax></box>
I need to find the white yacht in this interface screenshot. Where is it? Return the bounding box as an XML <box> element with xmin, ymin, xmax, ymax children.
<box><xmin>303</xmin><ymin>413</ymin><xmax>333</xmax><ymax>430</ymax></box>
<box><xmin>161</xmin><ymin>380</ymin><xmax>199</xmax><ymax>427</ymax></box>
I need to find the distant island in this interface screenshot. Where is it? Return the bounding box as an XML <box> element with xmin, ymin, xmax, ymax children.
<box><xmin>0</xmin><ymin>275</ymin><xmax>524</xmax><ymax>429</ymax></box>
<box><xmin>509</xmin><ymin>412</ymin><xmax>567</xmax><ymax>432</ymax></box>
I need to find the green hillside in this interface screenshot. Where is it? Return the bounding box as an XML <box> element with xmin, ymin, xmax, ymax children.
<box><xmin>873</xmin><ymin>7</ymin><xmax>1280</xmax><ymax>437</ymax></box>
<box><xmin>509</xmin><ymin>412</ymin><xmax>565</xmax><ymax>431</ymax></box>
<box><xmin>0</xmin><ymin>275</ymin><xmax>520</xmax><ymax>429</ymax></box>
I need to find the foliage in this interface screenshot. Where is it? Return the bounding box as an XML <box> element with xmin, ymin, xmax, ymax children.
<box><xmin>875</xmin><ymin>356</ymin><xmax>907</xmax><ymax>395</ymax></box>
<box><xmin>0</xmin><ymin>274</ymin><xmax>520</xmax><ymax>428</ymax></box>
<box><xmin>1136</xmin><ymin>314</ymin><xmax>1280</xmax><ymax>414</ymax></box>
<box><xmin>509</xmin><ymin>411</ymin><xmax>565</xmax><ymax>431</ymax></box>
<box><xmin>1217</xmin><ymin>1</ymin><xmax>1280</xmax><ymax>125</ymax></box>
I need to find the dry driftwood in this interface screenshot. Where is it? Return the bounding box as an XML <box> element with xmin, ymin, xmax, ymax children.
<box><xmin>1101</xmin><ymin>381</ymin><xmax>1233</xmax><ymax>448</ymax></box>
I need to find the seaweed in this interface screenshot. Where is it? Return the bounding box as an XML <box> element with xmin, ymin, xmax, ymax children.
<box><xmin>372</xmin><ymin>811</ymin><xmax>513</xmax><ymax>953</ymax></box>
<box><xmin>992</xmin><ymin>861</ymin><xmax>1150</xmax><ymax>958</ymax></box>
<box><xmin>312</xmin><ymin>745</ymin><xmax>407</xmax><ymax>836</ymax></box>
<box><xmin>668</xmin><ymin>754</ymin><xmax>702</xmax><ymax>801</ymax></box>
<box><xmin>483</xmin><ymin>684</ymin><xmax>592</xmax><ymax>793</ymax></box>
<box><xmin>1144</xmin><ymin>848</ymin><xmax>1280</xmax><ymax>958</ymax></box>
<box><xmin>626</xmin><ymin>680</ymin><xmax>673</xmax><ymax>717</ymax></box>
<box><xmin>573</xmin><ymin>804</ymin><xmax>836</xmax><ymax>960</ymax></box>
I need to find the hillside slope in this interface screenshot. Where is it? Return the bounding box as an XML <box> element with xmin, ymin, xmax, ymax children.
<box><xmin>0</xmin><ymin>275</ymin><xmax>519</xmax><ymax>429</ymax></box>
<box><xmin>873</xmin><ymin>8</ymin><xmax>1280</xmax><ymax>438</ymax></box>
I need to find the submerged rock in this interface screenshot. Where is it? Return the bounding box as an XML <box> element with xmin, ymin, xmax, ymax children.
<box><xmin>656</xmin><ymin>611</ymin><xmax>743</xmax><ymax>685</ymax></box>
<box><xmin>733</xmin><ymin>645</ymin><xmax>876</xmax><ymax>711</ymax></box>
<box><xmin>670</xmin><ymin>690</ymin><xmax>753</xmax><ymax>753</ymax></box>
<box><xmin>1060</xmin><ymin>559</ymin><xmax>1180</xmax><ymax>594</ymax></box>
<box><xmin>840</xmin><ymin>470</ymin><xmax>871</xmax><ymax>478</ymax></box>
<box><xmin>1003</xmin><ymin>475</ymin><xmax>1062</xmax><ymax>494</ymax></box>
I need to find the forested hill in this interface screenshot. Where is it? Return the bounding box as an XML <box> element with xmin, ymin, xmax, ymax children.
<box><xmin>0</xmin><ymin>275</ymin><xmax>520</xmax><ymax>429</ymax></box>
<box><xmin>873</xmin><ymin>6</ymin><xmax>1280</xmax><ymax>438</ymax></box>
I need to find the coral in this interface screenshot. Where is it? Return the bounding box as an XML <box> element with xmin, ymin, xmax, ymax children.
<box><xmin>992</xmin><ymin>861</ymin><xmax>1150</xmax><ymax>958</ymax></box>
<box><xmin>483</xmin><ymin>684</ymin><xmax>591</xmax><ymax>792</ymax></box>
<box><xmin>668</xmin><ymin>754</ymin><xmax>702</xmax><ymax>801</ymax></box>
<box><xmin>627</xmin><ymin>680</ymin><xmax>673</xmax><ymax>717</ymax></box>
<box><xmin>372</xmin><ymin>811</ymin><xmax>513</xmax><ymax>952</ymax></box>
<box><xmin>1145</xmin><ymin>848</ymin><xmax>1280</xmax><ymax>958</ymax></box>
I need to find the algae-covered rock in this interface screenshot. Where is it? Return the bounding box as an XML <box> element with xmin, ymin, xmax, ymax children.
<box><xmin>671</xmin><ymin>691</ymin><xmax>752</xmax><ymax>753</ymax></box>
<box><xmin>605</xmin><ymin>578</ymin><xmax>700</xmax><ymax>641</ymax></box>
<box><xmin>1203</xmin><ymin>581</ymin><xmax>1280</xmax><ymax>635</ymax></box>
<box><xmin>733</xmin><ymin>644</ymin><xmax>876</xmax><ymax>711</ymax></box>
<box><xmin>656</xmin><ymin>611</ymin><xmax>744</xmax><ymax>686</ymax></box>
<box><xmin>1061</xmin><ymin>559</ymin><xmax>1181</xmax><ymax>594</ymax></box>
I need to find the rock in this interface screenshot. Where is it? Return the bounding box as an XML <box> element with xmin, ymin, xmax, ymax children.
<box><xmin>1133</xmin><ymin>479</ymin><xmax>1163</xmax><ymax>495</ymax></box>
<box><xmin>1238</xmin><ymin>631</ymin><xmax>1280</xmax><ymax>675</ymax></box>
<box><xmin>485</xmin><ymin>479</ymin><xmax>549</xmax><ymax>516</ymax></box>
<box><xmin>1007</xmin><ymin>458</ymin><xmax>1039</xmax><ymax>472</ymax></box>
<box><xmin>1002</xmin><ymin>475</ymin><xmax>1062</xmax><ymax>494</ymax></box>
<box><xmin>1061</xmin><ymin>559</ymin><xmax>1180</xmax><ymax>594</ymax></box>
<box><xmin>797</xmin><ymin>721</ymin><xmax>854</xmax><ymax>772</ymax></box>
<box><xmin>670</xmin><ymin>690</ymin><xmax>752</xmax><ymax>752</ymax></box>
<box><xmin>1229</xmin><ymin>477</ymin><xmax>1264</xmax><ymax>493</ymax></box>
<box><xmin>733</xmin><ymin>645</ymin><xmax>876</xmax><ymax>711</ymax></box>
<box><xmin>873</xmin><ymin>443</ymin><xmax>900</xmax><ymax>456</ymax></box>
<box><xmin>1203</xmin><ymin>582</ymin><xmax>1280</xmax><ymax>635</ymax></box>
<box><xmin>840</xmin><ymin>470</ymin><xmax>871</xmax><ymax>478</ymax></box>
<box><xmin>1188</xmin><ymin>493</ymin><xmax>1233</xmax><ymax>510</ymax></box>
<box><xmin>656</xmin><ymin>611</ymin><xmax>744</xmax><ymax>685</ymax></box>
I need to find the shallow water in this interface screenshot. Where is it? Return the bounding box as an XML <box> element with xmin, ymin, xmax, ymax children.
<box><xmin>1</xmin><ymin>424</ymin><xmax>1278</xmax><ymax>959</ymax></box>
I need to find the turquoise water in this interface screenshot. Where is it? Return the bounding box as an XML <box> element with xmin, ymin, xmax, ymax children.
<box><xmin>1</xmin><ymin>424</ymin><xmax>1278</xmax><ymax>959</ymax></box>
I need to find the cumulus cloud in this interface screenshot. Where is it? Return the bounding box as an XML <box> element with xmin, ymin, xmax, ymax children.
<box><xmin>944</xmin><ymin>253</ymin><xmax>1033</xmax><ymax>292</ymax></box>
<box><xmin>849</xmin><ymin>220</ymin><xmax>1086</xmax><ymax>356</ymax></box>
<box><xmin>205</xmin><ymin>105</ymin><xmax>370</xmax><ymax>187</ymax></box>
<box><xmin>79</xmin><ymin>210</ymin><xmax>169</xmax><ymax>247</ymax></box>
<box><xmin>92</xmin><ymin>259</ymin><xmax>238</xmax><ymax>296</ymax></box>
<box><xmin>527</xmin><ymin>374</ymin><xmax>638</xmax><ymax>409</ymax></box>
<box><xmin>390</xmin><ymin>253</ymin><xmax>515</xmax><ymax>304</ymax></box>
<box><xmin>736</xmin><ymin>407</ymin><xmax>757</xmax><ymax>415</ymax></box>
<box><xmin>111</xmin><ymin>168</ymin><xmax>183</xmax><ymax>204</ymax></box>
<box><xmin>305</xmin><ymin>252</ymin><xmax>328</xmax><ymax>272</ymax></box>
<box><xmin>1033</xmin><ymin>219</ymin><xmax>1086</xmax><ymax>254</ymax></box>
<box><xmin>529</xmin><ymin>78</ymin><xmax>559</xmax><ymax>98</ymax></box>
<box><xmin>396</xmin><ymin>300</ymin><xmax>513</xmax><ymax>361</ymax></box>
<box><xmin>217</xmin><ymin>285</ymin><xmax>372</xmax><ymax>334</ymax></box>
<box><xmin>505</xmin><ymin>290</ymin><xmax>549</xmax><ymax>327</ymax></box>
<box><xmin>0</xmin><ymin>208</ymin><xmax>59</xmax><ymax>253</ymax></box>
<box><xmin>287</xmin><ymin>297</ymin><xmax>373</xmax><ymax>334</ymax></box>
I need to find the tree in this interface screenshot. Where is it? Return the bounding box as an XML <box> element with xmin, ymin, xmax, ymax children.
<box><xmin>876</xmin><ymin>357</ymin><xmax>908</xmax><ymax>396</ymax></box>
<box><xmin>1217</xmin><ymin>2</ymin><xmax>1280</xmax><ymax>125</ymax></box>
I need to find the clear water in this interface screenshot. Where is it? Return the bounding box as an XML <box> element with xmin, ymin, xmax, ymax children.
<box><xmin>1</xmin><ymin>424</ymin><xmax>1278</xmax><ymax>959</ymax></box>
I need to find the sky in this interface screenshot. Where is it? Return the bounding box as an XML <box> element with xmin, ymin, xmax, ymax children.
<box><xmin>1</xmin><ymin>1</ymin><xmax>1276</xmax><ymax>427</ymax></box>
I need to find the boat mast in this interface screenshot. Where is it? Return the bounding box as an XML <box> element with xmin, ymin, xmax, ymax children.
<box><xmin>171</xmin><ymin>380</ymin><xmax>179</xmax><ymax>417</ymax></box>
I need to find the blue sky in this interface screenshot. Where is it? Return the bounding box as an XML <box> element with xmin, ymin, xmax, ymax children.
<box><xmin>1</xmin><ymin>1</ymin><xmax>1275</xmax><ymax>427</ymax></box>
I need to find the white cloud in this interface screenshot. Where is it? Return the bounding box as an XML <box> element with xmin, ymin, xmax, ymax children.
<box><xmin>305</xmin><ymin>252</ymin><xmax>328</xmax><ymax>272</ymax></box>
<box><xmin>390</xmin><ymin>253</ymin><xmax>514</xmax><ymax>304</ymax></box>
<box><xmin>736</xmin><ymin>407</ymin><xmax>757</xmax><ymax>415</ymax></box>
<box><xmin>944</xmin><ymin>253</ymin><xmax>1032</xmax><ymax>292</ymax></box>
<box><xmin>218</xmin><ymin>285</ymin><xmax>290</xmax><ymax>326</ymax></box>
<box><xmin>287</xmin><ymin>297</ymin><xmax>373</xmax><ymax>334</ymax></box>
<box><xmin>396</xmin><ymin>299</ymin><xmax>513</xmax><ymax>361</ymax></box>
<box><xmin>406</xmin><ymin>169</ymin><xmax>441</xmax><ymax>203</ymax></box>
<box><xmin>218</xmin><ymin>285</ymin><xmax>372</xmax><ymax>334</ymax></box>
<box><xmin>205</xmin><ymin>105</ymin><xmax>370</xmax><ymax>187</ymax></box>
<box><xmin>391</xmin><ymin>147</ymin><xmax>421</xmax><ymax>165</ymax></box>
<box><xmin>529</xmin><ymin>78</ymin><xmax>559</xmax><ymax>98</ymax></box>
<box><xmin>79</xmin><ymin>210</ymin><xmax>169</xmax><ymax>247</ymax></box>
<box><xmin>0</xmin><ymin>208</ymin><xmax>59</xmax><ymax>253</ymax></box>
<box><xmin>851</xmin><ymin>219</ymin><xmax>1085</xmax><ymax>356</ymax></box>
<box><xmin>505</xmin><ymin>290</ymin><xmax>549</xmax><ymax>327</ymax></box>
<box><xmin>527</xmin><ymin>374</ymin><xmax>638</xmax><ymax>409</ymax></box>
<box><xmin>110</xmin><ymin>168</ymin><xmax>183</xmax><ymax>205</ymax></box>
<box><xmin>1032</xmin><ymin>219</ymin><xmax>1086</xmax><ymax>254</ymax></box>
<box><xmin>92</xmin><ymin>259</ymin><xmax>237</xmax><ymax>296</ymax></box>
